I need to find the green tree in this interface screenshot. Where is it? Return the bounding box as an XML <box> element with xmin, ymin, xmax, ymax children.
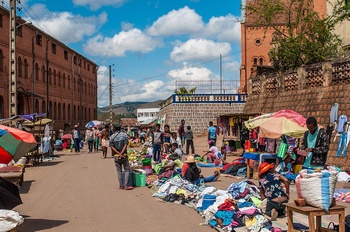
<box><xmin>244</xmin><ymin>0</ymin><xmax>350</xmax><ymax>71</ymax></box>
<box><xmin>174</xmin><ymin>87</ymin><xmax>197</xmax><ymax>94</ymax></box>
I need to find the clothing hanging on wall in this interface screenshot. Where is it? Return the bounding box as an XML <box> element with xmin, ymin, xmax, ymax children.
<box><xmin>330</xmin><ymin>103</ymin><xmax>339</xmax><ymax>124</ymax></box>
<box><xmin>336</xmin><ymin>115</ymin><xmax>348</xmax><ymax>132</ymax></box>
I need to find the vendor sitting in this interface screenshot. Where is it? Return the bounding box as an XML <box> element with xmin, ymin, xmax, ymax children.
<box><xmin>164</xmin><ymin>153</ymin><xmax>183</xmax><ymax>170</ymax></box>
<box><xmin>169</xmin><ymin>143</ymin><xmax>183</xmax><ymax>160</ymax></box>
<box><xmin>259</xmin><ymin>162</ymin><xmax>289</xmax><ymax>221</ymax></box>
<box><xmin>202</xmin><ymin>140</ymin><xmax>220</xmax><ymax>163</ymax></box>
<box><xmin>275</xmin><ymin>151</ymin><xmax>297</xmax><ymax>181</ymax></box>
<box><xmin>183</xmin><ymin>156</ymin><xmax>220</xmax><ymax>184</ymax></box>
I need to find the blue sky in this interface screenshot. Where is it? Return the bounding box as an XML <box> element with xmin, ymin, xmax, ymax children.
<box><xmin>15</xmin><ymin>0</ymin><xmax>242</xmax><ymax>107</ymax></box>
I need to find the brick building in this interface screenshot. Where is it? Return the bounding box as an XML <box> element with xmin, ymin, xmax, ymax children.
<box><xmin>0</xmin><ymin>6</ymin><xmax>98</xmax><ymax>131</ymax></box>
<box><xmin>239</xmin><ymin>0</ymin><xmax>349</xmax><ymax>93</ymax></box>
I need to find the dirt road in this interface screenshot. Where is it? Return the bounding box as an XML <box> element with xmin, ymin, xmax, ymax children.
<box><xmin>15</xmin><ymin>149</ymin><xmax>213</xmax><ymax>232</ymax></box>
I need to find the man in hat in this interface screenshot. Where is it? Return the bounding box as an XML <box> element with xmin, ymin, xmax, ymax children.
<box><xmin>110</xmin><ymin>123</ymin><xmax>133</xmax><ymax>190</ymax></box>
<box><xmin>258</xmin><ymin>162</ymin><xmax>289</xmax><ymax>221</ymax></box>
<box><xmin>72</xmin><ymin>125</ymin><xmax>81</xmax><ymax>152</ymax></box>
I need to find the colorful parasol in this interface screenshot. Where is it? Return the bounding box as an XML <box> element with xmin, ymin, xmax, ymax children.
<box><xmin>244</xmin><ymin>110</ymin><xmax>308</xmax><ymax>138</ymax></box>
<box><xmin>85</xmin><ymin>120</ymin><xmax>102</xmax><ymax>128</ymax></box>
<box><xmin>0</xmin><ymin>125</ymin><xmax>37</xmax><ymax>164</ymax></box>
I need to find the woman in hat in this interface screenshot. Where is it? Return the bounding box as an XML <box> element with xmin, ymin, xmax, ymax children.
<box><xmin>259</xmin><ymin>162</ymin><xmax>289</xmax><ymax>221</ymax></box>
<box><xmin>183</xmin><ymin>156</ymin><xmax>220</xmax><ymax>184</ymax></box>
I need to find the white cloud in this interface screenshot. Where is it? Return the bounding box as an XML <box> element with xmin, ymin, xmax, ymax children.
<box><xmin>73</xmin><ymin>0</ymin><xmax>126</xmax><ymax>10</ymax></box>
<box><xmin>204</xmin><ymin>15</ymin><xmax>241</xmax><ymax>43</ymax></box>
<box><xmin>147</xmin><ymin>6</ymin><xmax>204</xmax><ymax>36</ymax></box>
<box><xmin>84</xmin><ymin>29</ymin><xmax>162</xmax><ymax>57</ymax></box>
<box><xmin>168</xmin><ymin>62</ymin><xmax>215</xmax><ymax>81</ymax></box>
<box><xmin>97</xmin><ymin>66</ymin><xmax>110</xmax><ymax>107</ymax></box>
<box><xmin>121</xmin><ymin>21</ymin><xmax>134</xmax><ymax>31</ymax></box>
<box><xmin>170</xmin><ymin>39</ymin><xmax>231</xmax><ymax>62</ymax></box>
<box><xmin>28</xmin><ymin>4</ymin><xmax>107</xmax><ymax>44</ymax></box>
<box><xmin>223</xmin><ymin>61</ymin><xmax>240</xmax><ymax>72</ymax></box>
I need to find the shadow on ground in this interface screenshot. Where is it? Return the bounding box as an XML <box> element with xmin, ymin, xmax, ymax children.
<box><xmin>35</xmin><ymin>161</ymin><xmax>63</xmax><ymax>167</ymax></box>
<box><xmin>19</xmin><ymin>180</ymin><xmax>35</xmax><ymax>194</ymax></box>
<box><xmin>17</xmin><ymin>217</ymin><xmax>69</xmax><ymax>232</ymax></box>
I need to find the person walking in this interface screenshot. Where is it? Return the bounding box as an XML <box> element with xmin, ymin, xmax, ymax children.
<box><xmin>110</xmin><ymin>123</ymin><xmax>133</xmax><ymax>190</ymax></box>
<box><xmin>208</xmin><ymin>121</ymin><xmax>217</xmax><ymax>148</ymax></box>
<box><xmin>100</xmin><ymin>125</ymin><xmax>110</xmax><ymax>159</ymax></box>
<box><xmin>178</xmin><ymin>119</ymin><xmax>185</xmax><ymax>147</ymax></box>
<box><xmin>185</xmin><ymin>126</ymin><xmax>195</xmax><ymax>155</ymax></box>
<box><xmin>85</xmin><ymin>126</ymin><xmax>95</xmax><ymax>153</ymax></box>
<box><xmin>152</xmin><ymin>124</ymin><xmax>163</xmax><ymax>163</ymax></box>
<box><xmin>72</xmin><ymin>125</ymin><xmax>81</xmax><ymax>152</ymax></box>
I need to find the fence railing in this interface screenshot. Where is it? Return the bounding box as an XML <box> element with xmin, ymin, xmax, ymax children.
<box><xmin>160</xmin><ymin>94</ymin><xmax>247</xmax><ymax>109</ymax></box>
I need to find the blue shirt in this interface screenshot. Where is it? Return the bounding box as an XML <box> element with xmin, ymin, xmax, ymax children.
<box><xmin>259</xmin><ymin>173</ymin><xmax>287</xmax><ymax>200</ymax></box>
<box><xmin>208</xmin><ymin>126</ymin><xmax>217</xmax><ymax>139</ymax></box>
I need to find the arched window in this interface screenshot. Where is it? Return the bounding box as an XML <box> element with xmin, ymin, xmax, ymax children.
<box><xmin>17</xmin><ymin>57</ymin><xmax>22</xmax><ymax>77</ymax></box>
<box><xmin>85</xmin><ymin>107</ymin><xmax>87</xmax><ymax>120</ymax></box>
<box><xmin>88</xmin><ymin>83</ymin><xmax>90</xmax><ymax>94</ymax></box>
<box><xmin>63</xmin><ymin>73</ymin><xmax>66</xmax><ymax>88</ymax></box>
<box><xmin>67</xmin><ymin>104</ymin><xmax>71</xmax><ymax>120</ymax></box>
<box><xmin>42</xmin><ymin>65</ymin><xmax>45</xmax><ymax>82</ymax></box>
<box><xmin>0</xmin><ymin>49</ymin><xmax>4</xmax><ymax>72</ymax></box>
<box><xmin>253</xmin><ymin>58</ymin><xmax>258</xmax><ymax>65</ymax></box>
<box><xmin>24</xmin><ymin>59</ymin><xmax>28</xmax><ymax>78</ymax></box>
<box><xmin>53</xmin><ymin>69</ymin><xmax>57</xmax><ymax>86</ymax></box>
<box><xmin>88</xmin><ymin>108</ymin><xmax>91</xmax><ymax>120</ymax></box>
<box><xmin>49</xmin><ymin>68</ymin><xmax>52</xmax><ymax>84</ymax></box>
<box><xmin>58</xmin><ymin>102</ymin><xmax>61</xmax><ymax>120</ymax></box>
<box><xmin>53</xmin><ymin>102</ymin><xmax>57</xmax><ymax>120</ymax></box>
<box><xmin>58</xmin><ymin>71</ymin><xmax>61</xmax><ymax>87</ymax></box>
<box><xmin>68</xmin><ymin>75</ymin><xmax>71</xmax><ymax>89</ymax></box>
<box><xmin>49</xmin><ymin>101</ymin><xmax>52</xmax><ymax>118</ymax></box>
<box><xmin>259</xmin><ymin>58</ymin><xmax>263</xmax><ymax>66</ymax></box>
<box><xmin>35</xmin><ymin>99</ymin><xmax>39</xmax><ymax>113</ymax></box>
<box><xmin>63</xmin><ymin>103</ymin><xmax>66</xmax><ymax>120</ymax></box>
<box><xmin>42</xmin><ymin>100</ymin><xmax>46</xmax><ymax>113</ymax></box>
<box><xmin>35</xmin><ymin>63</ymin><xmax>39</xmax><ymax>80</ymax></box>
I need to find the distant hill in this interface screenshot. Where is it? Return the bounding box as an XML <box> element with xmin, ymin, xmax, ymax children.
<box><xmin>98</xmin><ymin>100</ymin><xmax>163</xmax><ymax>116</ymax></box>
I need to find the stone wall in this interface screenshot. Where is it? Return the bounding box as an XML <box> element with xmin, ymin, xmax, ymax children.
<box><xmin>160</xmin><ymin>102</ymin><xmax>245</xmax><ymax>135</ymax></box>
<box><xmin>244</xmin><ymin>57</ymin><xmax>350</xmax><ymax>168</ymax></box>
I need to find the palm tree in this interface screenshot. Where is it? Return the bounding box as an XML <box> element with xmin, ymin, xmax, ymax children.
<box><xmin>174</xmin><ymin>87</ymin><xmax>197</xmax><ymax>95</ymax></box>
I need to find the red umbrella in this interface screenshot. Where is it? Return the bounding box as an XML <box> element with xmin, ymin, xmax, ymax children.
<box><xmin>0</xmin><ymin>125</ymin><xmax>37</xmax><ymax>164</ymax></box>
<box><xmin>61</xmin><ymin>134</ymin><xmax>72</xmax><ymax>139</ymax></box>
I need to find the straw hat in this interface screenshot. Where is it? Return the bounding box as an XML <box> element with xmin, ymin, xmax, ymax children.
<box><xmin>258</xmin><ymin>162</ymin><xmax>275</xmax><ymax>177</ymax></box>
<box><xmin>185</xmin><ymin>156</ymin><xmax>196</xmax><ymax>163</ymax></box>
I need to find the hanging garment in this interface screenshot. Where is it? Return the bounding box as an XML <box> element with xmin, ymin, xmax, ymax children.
<box><xmin>330</xmin><ymin>103</ymin><xmax>339</xmax><ymax>124</ymax></box>
<box><xmin>336</xmin><ymin>132</ymin><xmax>348</xmax><ymax>157</ymax></box>
<box><xmin>336</xmin><ymin>115</ymin><xmax>348</xmax><ymax>132</ymax></box>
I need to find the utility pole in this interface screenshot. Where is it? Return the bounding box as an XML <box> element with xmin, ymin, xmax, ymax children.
<box><xmin>109</xmin><ymin>65</ymin><xmax>113</xmax><ymax>128</ymax></box>
<box><xmin>9</xmin><ymin>0</ymin><xmax>17</xmax><ymax>118</ymax></box>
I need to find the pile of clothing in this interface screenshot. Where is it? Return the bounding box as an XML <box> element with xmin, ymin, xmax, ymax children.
<box><xmin>151</xmin><ymin>177</ymin><xmax>283</xmax><ymax>232</ymax></box>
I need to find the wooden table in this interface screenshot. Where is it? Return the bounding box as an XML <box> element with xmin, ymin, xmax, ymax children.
<box><xmin>285</xmin><ymin>203</ymin><xmax>346</xmax><ymax>232</ymax></box>
<box><xmin>0</xmin><ymin>169</ymin><xmax>25</xmax><ymax>186</ymax></box>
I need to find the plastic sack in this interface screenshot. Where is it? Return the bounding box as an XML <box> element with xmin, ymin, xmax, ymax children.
<box><xmin>295</xmin><ymin>169</ymin><xmax>338</xmax><ymax>211</ymax></box>
<box><xmin>0</xmin><ymin>210</ymin><xmax>24</xmax><ymax>231</ymax></box>
<box><xmin>277</xmin><ymin>140</ymin><xmax>288</xmax><ymax>159</ymax></box>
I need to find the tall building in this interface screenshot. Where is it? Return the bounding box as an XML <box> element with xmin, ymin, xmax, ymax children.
<box><xmin>0</xmin><ymin>6</ymin><xmax>98</xmax><ymax>131</ymax></box>
<box><xmin>239</xmin><ymin>0</ymin><xmax>348</xmax><ymax>93</ymax></box>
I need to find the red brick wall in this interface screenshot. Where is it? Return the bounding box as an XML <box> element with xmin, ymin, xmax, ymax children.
<box><xmin>0</xmin><ymin>7</ymin><xmax>97</xmax><ymax>132</ymax></box>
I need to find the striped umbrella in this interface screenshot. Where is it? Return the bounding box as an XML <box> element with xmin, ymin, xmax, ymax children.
<box><xmin>0</xmin><ymin>125</ymin><xmax>37</xmax><ymax>164</ymax></box>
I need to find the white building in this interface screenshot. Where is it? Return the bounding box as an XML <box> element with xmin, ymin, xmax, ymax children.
<box><xmin>137</xmin><ymin>108</ymin><xmax>160</xmax><ymax>124</ymax></box>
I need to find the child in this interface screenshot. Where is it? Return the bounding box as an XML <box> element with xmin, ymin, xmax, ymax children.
<box><xmin>202</xmin><ymin>140</ymin><xmax>219</xmax><ymax>163</ymax></box>
<box><xmin>152</xmin><ymin>124</ymin><xmax>163</xmax><ymax>163</ymax></box>
<box><xmin>258</xmin><ymin>162</ymin><xmax>289</xmax><ymax>221</ymax></box>
<box><xmin>275</xmin><ymin>153</ymin><xmax>297</xmax><ymax>181</ymax></box>
<box><xmin>185</xmin><ymin>126</ymin><xmax>195</xmax><ymax>155</ymax></box>
<box><xmin>220</xmin><ymin>146</ymin><xmax>227</xmax><ymax>164</ymax></box>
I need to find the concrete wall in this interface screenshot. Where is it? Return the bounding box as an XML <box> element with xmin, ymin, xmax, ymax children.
<box><xmin>244</xmin><ymin>57</ymin><xmax>350</xmax><ymax>168</ymax></box>
<box><xmin>160</xmin><ymin>102</ymin><xmax>245</xmax><ymax>135</ymax></box>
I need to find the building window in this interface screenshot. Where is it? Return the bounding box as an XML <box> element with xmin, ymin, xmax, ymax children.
<box><xmin>259</xmin><ymin>58</ymin><xmax>263</xmax><ymax>65</ymax></box>
<box><xmin>253</xmin><ymin>58</ymin><xmax>258</xmax><ymax>65</ymax></box>
<box><xmin>84</xmin><ymin>61</ymin><xmax>86</xmax><ymax>69</ymax></box>
<box><xmin>87</xmin><ymin>64</ymin><xmax>90</xmax><ymax>71</ymax></box>
<box><xmin>64</xmin><ymin>50</ymin><xmax>68</xmax><ymax>60</ymax></box>
<box><xmin>17</xmin><ymin>57</ymin><xmax>22</xmax><ymax>77</ymax></box>
<box><xmin>0</xmin><ymin>15</ymin><xmax>3</xmax><ymax>27</ymax></box>
<box><xmin>58</xmin><ymin>71</ymin><xmax>61</xmax><ymax>87</ymax></box>
<box><xmin>254</xmin><ymin>38</ymin><xmax>262</xmax><ymax>46</ymax></box>
<box><xmin>53</xmin><ymin>70</ymin><xmax>57</xmax><ymax>85</ymax></box>
<box><xmin>92</xmin><ymin>66</ymin><xmax>95</xmax><ymax>74</ymax></box>
<box><xmin>49</xmin><ymin>68</ymin><xmax>52</xmax><ymax>84</ymax></box>
<box><xmin>36</xmin><ymin>34</ymin><xmax>42</xmax><ymax>46</ymax></box>
<box><xmin>0</xmin><ymin>49</ymin><xmax>3</xmax><ymax>72</ymax></box>
<box><xmin>24</xmin><ymin>59</ymin><xmax>28</xmax><ymax>78</ymax></box>
<box><xmin>42</xmin><ymin>65</ymin><xmax>45</xmax><ymax>82</ymax></box>
<box><xmin>35</xmin><ymin>63</ymin><xmax>39</xmax><ymax>80</ymax></box>
<box><xmin>16</xmin><ymin>24</ymin><xmax>23</xmax><ymax>37</ymax></box>
<box><xmin>74</xmin><ymin>56</ymin><xmax>77</xmax><ymax>65</ymax></box>
<box><xmin>51</xmin><ymin>43</ymin><xmax>56</xmax><ymax>54</ymax></box>
<box><xmin>63</xmin><ymin>74</ymin><xmax>66</xmax><ymax>88</ymax></box>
